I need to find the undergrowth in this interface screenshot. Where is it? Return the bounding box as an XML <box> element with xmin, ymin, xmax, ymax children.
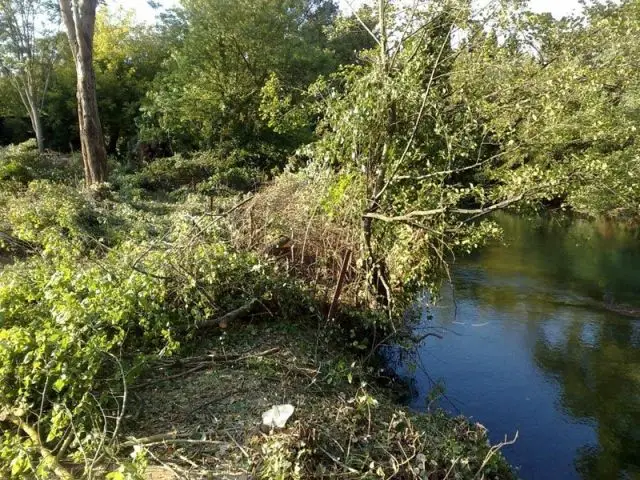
<box><xmin>0</xmin><ymin>142</ymin><xmax>516</xmax><ymax>479</ymax></box>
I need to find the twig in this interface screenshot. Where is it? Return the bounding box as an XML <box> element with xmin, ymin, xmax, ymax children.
<box><xmin>134</xmin><ymin>348</ymin><xmax>280</xmax><ymax>389</ymax></box>
<box><xmin>121</xmin><ymin>431</ymin><xmax>224</xmax><ymax>448</ymax></box>
<box><xmin>225</xmin><ymin>431</ymin><xmax>250</xmax><ymax>459</ymax></box>
<box><xmin>318</xmin><ymin>446</ymin><xmax>360</xmax><ymax>474</ymax></box>
<box><xmin>474</xmin><ymin>431</ymin><xmax>519</xmax><ymax>479</ymax></box>
<box><xmin>144</xmin><ymin>449</ymin><xmax>183</xmax><ymax>479</ymax></box>
<box><xmin>443</xmin><ymin>457</ymin><xmax>460</xmax><ymax>480</ymax></box>
<box><xmin>411</xmin><ymin>332</ymin><xmax>444</xmax><ymax>343</ymax></box>
<box><xmin>327</xmin><ymin>250</ymin><xmax>352</xmax><ymax>320</ymax></box>
<box><xmin>133</xmin><ymin>439</ymin><xmax>223</xmax><ymax>448</ymax></box>
<box><xmin>106</xmin><ymin>352</ymin><xmax>127</xmax><ymax>444</ymax></box>
<box><xmin>187</xmin><ymin>385</ymin><xmax>245</xmax><ymax>415</ymax></box>
<box><xmin>131</xmin><ymin>364</ymin><xmax>210</xmax><ymax>390</ymax></box>
<box><xmin>55</xmin><ymin>430</ymin><xmax>74</xmax><ymax>462</ymax></box>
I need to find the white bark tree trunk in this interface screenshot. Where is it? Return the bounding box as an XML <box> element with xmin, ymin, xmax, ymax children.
<box><xmin>1</xmin><ymin>0</ymin><xmax>53</xmax><ymax>153</ymax></box>
<box><xmin>13</xmin><ymin>78</ymin><xmax>46</xmax><ymax>152</ymax></box>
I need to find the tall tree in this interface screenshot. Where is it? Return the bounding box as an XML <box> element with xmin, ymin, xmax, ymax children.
<box><xmin>142</xmin><ymin>0</ymin><xmax>341</xmax><ymax>152</ymax></box>
<box><xmin>302</xmin><ymin>0</ymin><xmax>569</xmax><ymax>314</ymax></box>
<box><xmin>58</xmin><ymin>0</ymin><xmax>107</xmax><ymax>185</ymax></box>
<box><xmin>93</xmin><ymin>9</ymin><xmax>170</xmax><ymax>155</ymax></box>
<box><xmin>0</xmin><ymin>0</ymin><xmax>58</xmax><ymax>152</ymax></box>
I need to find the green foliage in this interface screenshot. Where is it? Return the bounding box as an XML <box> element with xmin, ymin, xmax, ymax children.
<box><xmin>0</xmin><ymin>0</ymin><xmax>58</xmax><ymax>150</ymax></box>
<box><xmin>93</xmin><ymin>9</ymin><xmax>172</xmax><ymax>155</ymax></box>
<box><xmin>126</xmin><ymin>147</ymin><xmax>272</xmax><ymax>196</ymax></box>
<box><xmin>455</xmin><ymin>0</ymin><xmax>640</xmax><ymax>219</ymax></box>
<box><xmin>0</xmin><ymin>140</ymin><xmax>83</xmax><ymax>184</ymax></box>
<box><xmin>2</xmin><ymin>0</ymin><xmax>640</xmax><ymax>476</ymax></box>
<box><xmin>140</xmin><ymin>0</ymin><xmax>343</xmax><ymax>152</ymax></box>
<box><xmin>263</xmin><ymin>0</ymin><xmax>640</xmax><ymax>317</ymax></box>
<box><xmin>0</xmin><ymin>178</ymin><xmax>310</xmax><ymax>477</ymax></box>
<box><xmin>294</xmin><ymin>1</ymin><xmax>511</xmax><ymax>314</ymax></box>
<box><xmin>0</xmin><ymin>247</ymin><xmax>175</xmax><ymax>477</ymax></box>
<box><xmin>0</xmin><ymin>139</ymin><xmax>39</xmax><ymax>182</ymax></box>
<box><xmin>38</xmin><ymin>8</ymin><xmax>171</xmax><ymax>154</ymax></box>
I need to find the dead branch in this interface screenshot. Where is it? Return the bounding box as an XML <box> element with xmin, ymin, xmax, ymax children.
<box><xmin>474</xmin><ymin>430</ymin><xmax>519</xmax><ymax>479</ymax></box>
<box><xmin>196</xmin><ymin>298</ymin><xmax>260</xmax><ymax>329</ymax></box>
<box><xmin>363</xmin><ymin>209</ymin><xmax>446</xmax><ymax>223</ymax></box>
<box><xmin>153</xmin><ymin>347</ymin><xmax>280</xmax><ymax>369</ymax></box>
<box><xmin>318</xmin><ymin>446</ymin><xmax>360</xmax><ymax>474</ymax></box>
<box><xmin>363</xmin><ymin>194</ymin><xmax>526</xmax><ymax>224</ymax></box>
<box><xmin>121</xmin><ymin>431</ymin><xmax>222</xmax><ymax>449</ymax></box>
<box><xmin>327</xmin><ymin>250</ymin><xmax>353</xmax><ymax>320</ymax></box>
<box><xmin>132</xmin><ymin>347</ymin><xmax>280</xmax><ymax>390</ymax></box>
<box><xmin>131</xmin><ymin>364</ymin><xmax>210</xmax><ymax>390</ymax></box>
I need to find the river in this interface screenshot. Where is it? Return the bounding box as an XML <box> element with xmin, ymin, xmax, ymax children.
<box><xmin>391</xmin><ymin>213</ymin><xmax>640</xmax><ymax>479</ymax></box>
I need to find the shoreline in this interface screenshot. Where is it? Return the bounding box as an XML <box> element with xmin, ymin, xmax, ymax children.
<box><xmin>125</xmin><ymin>313</ymin><xmax>518</xmax><ymax>479</ymax></box>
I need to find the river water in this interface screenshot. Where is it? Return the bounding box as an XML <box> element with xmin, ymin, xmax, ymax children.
<box><xmin>391</xmin><ymin>214</ymin><xmax>640</xmax><ymax>479</ymax></box>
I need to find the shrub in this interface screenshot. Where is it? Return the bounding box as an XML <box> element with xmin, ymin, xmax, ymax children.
<box><xmin>127</xmin><ymin>148</ymin><xmax>271</xmax><ymax>195</ymax></box>
<box><xmin>0</xmin><ymin>181</ymin><xmax>159</xmax><ymax>258</ymax></box>
<box><xmin>229</xmin><ymin>169</ymin><xmax>368</xmax><ymax>307</ymax></box>
<box><xmin>0</xmin><ymin>139</ymin><xmax>40</xmax><ymax>183</ymax></box>
<box><xmin>0</xmin><ymin>140</ymin><xmax>83</xmax><ymax>185</ymax></box>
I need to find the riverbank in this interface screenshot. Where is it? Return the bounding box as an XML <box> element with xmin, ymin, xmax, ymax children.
<box><xmin>125</xmin><ymin>313</ymin><xmax>516</xmax><ymax>479</ymax></box>
<box><xmin>0</xmin><ymin>188</ymin><xmax>516</xmax><ymax>479</ymax></box>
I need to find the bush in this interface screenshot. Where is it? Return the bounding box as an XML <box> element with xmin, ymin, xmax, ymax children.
<box><xmin>0</xmin><ymin>139</ymin><xmax>40</xmax><ymax>183</ymax></box>
<box><xmin>0</xmin><ymin>140</ymin><xmax>83</xmax><ymax>185</ymax></box>
<box><xmin>127</xmin><ymin>148</ymin><xmax>272</xmax><ymax>196</ymax></box>
<box><xmin>229</xmin><ymin>169</ymin><xmax>369</xmax><ymax>308</ymax></box>
<box><xmin>0</xmin><ymin>181</ymin><xmax>167</xmax><ymax>259</ymax></box>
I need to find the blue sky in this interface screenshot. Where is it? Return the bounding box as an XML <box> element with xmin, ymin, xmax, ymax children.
<box><xmin>115</xmin><ymin>0</ymin><xmax>584</xmax><ymax>23</ymax></box>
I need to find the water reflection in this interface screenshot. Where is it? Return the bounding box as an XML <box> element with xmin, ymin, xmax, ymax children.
<box><xmin>393</xmin><ymin>214</ymin><xmax>640</xmax><ymax>479</ymax></box>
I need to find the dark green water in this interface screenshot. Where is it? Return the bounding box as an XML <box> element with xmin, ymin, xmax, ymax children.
<box><xmin>393</xmin><ymin>214</ymin><xmax>640</xmax><ymax>479</ymax></box>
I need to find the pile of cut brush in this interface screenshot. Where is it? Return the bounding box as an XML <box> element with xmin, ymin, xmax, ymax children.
<box><xmin>122</xmin><ymin>318</ymin><xmax>516</xmax><ymax>480</ymax></box>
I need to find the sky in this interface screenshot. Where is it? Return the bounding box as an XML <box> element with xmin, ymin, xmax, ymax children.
<box><xmin>112</xmin><ymin>0</ymin><xmax>584</xmax><ymax>24</ymax></box>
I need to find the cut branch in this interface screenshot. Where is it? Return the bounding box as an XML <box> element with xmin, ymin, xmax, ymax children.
<box><xmin>327</xmin><ymin>250</ymin><xmax>353</xmax><ymax>320</ymax></box>
<box><xmin>197</xmin><ymin>298</ymin><xmax>260</xmax><ymax>329</ymax></box>
<box><xmin>363</xmin><ymin>208</ymin><xmax>446</xmax><ymax>223</ymax></box>
<box><xmin>3</xmin><ymin>414</ymin><xmax>73</xmax><ymax>480</ymax></box>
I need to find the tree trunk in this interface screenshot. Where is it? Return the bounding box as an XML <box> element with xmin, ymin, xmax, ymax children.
<box><xmin>13</xmin><ymin>78</ymin><xmax>46</xmax><ymax>153</ymax></box>
<box><xmin>76</xmin><ymin>55</ymin><xmax>107</xmax><ymax>184</ymax></box>
<box><xmin>28</xmin><ymin>102</ymin><xmax>45</xmax><ymax>153</ymax></box>
<box><xmin>59</xmin><ymin>0</ymin><xmax>108</xmax><ymax>186</ymax></box>
<box><xmin>107</xmin><ymin>126</ymin><xmax>120</xmax><ymax>155</ymax></box>
<box><xmin>362</xmin><ymin>0</ymin><xmax>394</xmax><ymax>309</ymax></box>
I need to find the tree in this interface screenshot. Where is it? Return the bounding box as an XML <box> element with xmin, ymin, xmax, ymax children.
<box><xmin>0</xmin><ymin>74</ymin><xmax>32</xmax><ymax>145</ymax></box>
<box><xmin>141</xmin><ymin>0</ymin><xmax>341</xmax><ymax>153</ymax></box>
<box><xmin>456</xmin><ymin>0</ymin><xmax>640</xmax><ymax>219</ymax></box>
<box><xmin>58</xmin><ymin>0</ymin><xmax>107</xmax><ymax>186</ymax></box>
<box><xmin>93</xmin><ymin>9</ymin><xmax>170</xmax><ymax>155</ymax></box>
<box><xmin>292</xmin><ymin>0</ymin><xmax>583</xmax><ymax>315</ymax></box>
<box><xmin>0</xmin><ymin>0</ymin><xmax>58</xmax><ymax>152</ymax></box>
